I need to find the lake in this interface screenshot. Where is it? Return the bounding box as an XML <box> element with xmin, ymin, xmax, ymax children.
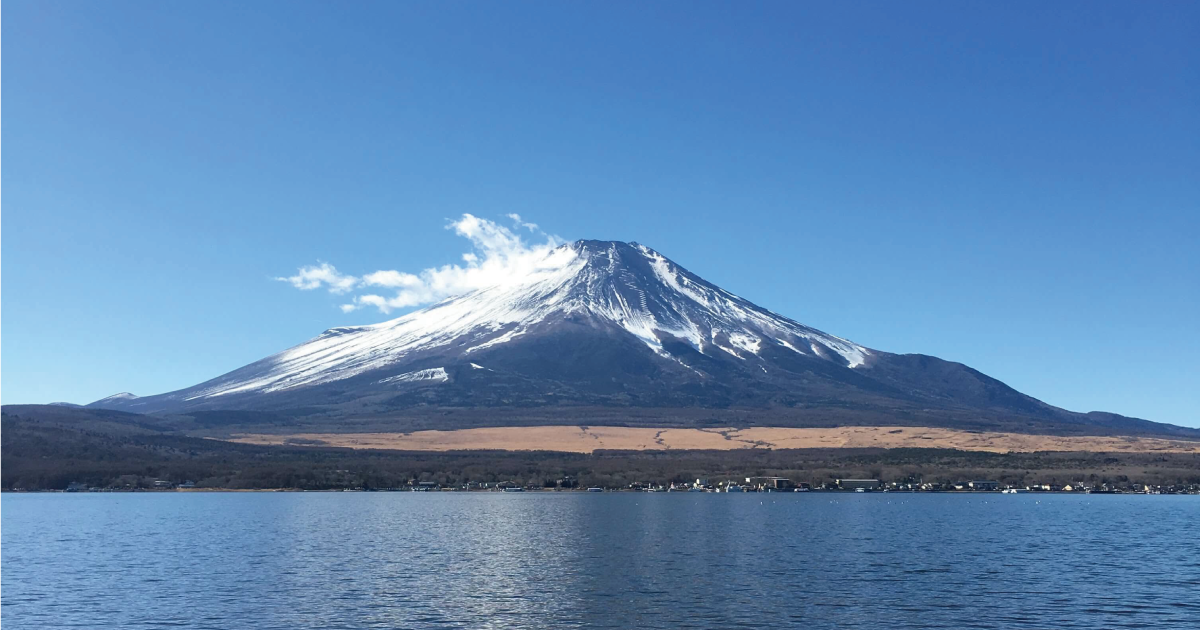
<box><xmin>3</xmin><ymin>493</ymin><xmax>1198</xmax><ymax>629</ymax></box>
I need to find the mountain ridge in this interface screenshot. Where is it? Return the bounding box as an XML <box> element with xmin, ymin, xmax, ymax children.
<box><xmin>86</xmin><ymin>240</ymin><xmax>1193</xmax><ymax>438</ymax></box>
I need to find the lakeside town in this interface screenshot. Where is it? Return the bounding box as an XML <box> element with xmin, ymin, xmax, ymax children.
<box><xmin>17</xmin><ymin>476</ymin><xmax>1200</xmax><ymax>495</ymax></box>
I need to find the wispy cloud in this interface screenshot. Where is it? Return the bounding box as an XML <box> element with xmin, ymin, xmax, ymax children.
<box><xmin>278</xmin><ymin>214</ymin><xmax>567</xmax><ymax>314</ymax></box>
<box><xmin>506</xmin><ymin>213</ymin><xmax>539</xmax><ymax>232</ymax></box>
<box><xmin>276</xmin><ymin>262</ymin><xmax>359</xmax><ymax>294</ymax></box>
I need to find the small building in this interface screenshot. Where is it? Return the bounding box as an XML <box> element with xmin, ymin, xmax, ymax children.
<box><xmin>837</xmin><ymin>479</ymin><xmax>881</xmax><ymax>491</ymax></box>
<box><xmin>153</xmin><ymin>480</ymin><xmax>173</xmax><ymax>489</ymax></box>
<box><xmin>745</xmin><ymin>477</ymin><xmax>794</xmax><ymax>491</ymax></box>
<box><xmin>968</xmin><ymin>480</ymin><xmax>1000</xmax><ymax>491</ymax></box>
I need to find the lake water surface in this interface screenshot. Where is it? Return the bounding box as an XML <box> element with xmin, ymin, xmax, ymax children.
<box><xmin>3</xmin><ymin>493</ymin><xmax>1198</xmax><ymax>629</ymax></box>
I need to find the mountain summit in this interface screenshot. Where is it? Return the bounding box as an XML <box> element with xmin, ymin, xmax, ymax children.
<box><xmin>89</xmin><ymin>240</ymin><xmax>1191</xmax><ymax>437</ymax></box>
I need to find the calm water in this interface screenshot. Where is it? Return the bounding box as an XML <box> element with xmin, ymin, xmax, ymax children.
<box><xmin>3</xmin><ymin>493</ymin><xmax>1199</xmax><ymax>629</ymax></box>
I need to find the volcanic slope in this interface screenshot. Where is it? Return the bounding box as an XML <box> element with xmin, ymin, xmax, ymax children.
<box><xmin>89</xmin><ymin>240</ymin><xmax>1195</xmax><ymax>438</ymax></box>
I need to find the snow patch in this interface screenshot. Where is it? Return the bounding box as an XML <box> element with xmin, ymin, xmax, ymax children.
<box><xmin>94</xmin><ymin>392</ymin><xmax>139</xmax><ymax>403</ymax></box>
<box><xmin>378</xmin><ymin>367</ymin><xmax>449</xmax><ymax>384</ymax></box>
<box><xmin>728</xmin><ymin>333</ymin><xmax>762</xmax><ymax>355</ymax></box>
<box><xmin>465</xmin><ymin>327</ymin><xmax>528</xmax><ymax>354</ymax></box>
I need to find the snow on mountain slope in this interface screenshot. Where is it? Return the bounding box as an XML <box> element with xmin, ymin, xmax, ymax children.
<box><xmin>92</xmin><ymin>392</ymin><xmax>139</xmax><ymax>403</ymax></box>
<box><xmin>138</xmin><ymin>240</ymin><xmax>871</xmax><ymax>404</ymax></box>
<box><xmin>83</xmin><ymin>239</ymin><xmax>1194</xmax><ymax>438</ymax></box>
<box><xmin>378</xmin><ymin>367</ymin><xmax>449</xmax><ymax>384</ymax></box>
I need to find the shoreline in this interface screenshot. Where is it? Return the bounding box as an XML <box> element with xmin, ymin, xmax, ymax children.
<box><xmin>6</xmin><ymin>488</ymin><xmax>1197</xmax><ymax>495</ymax></box>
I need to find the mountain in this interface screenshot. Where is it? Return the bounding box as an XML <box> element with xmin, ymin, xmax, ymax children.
<box><xmin>88</xmin><ymin>240</ymin><xmax>1196</xmax><ymax>438</ymax></box>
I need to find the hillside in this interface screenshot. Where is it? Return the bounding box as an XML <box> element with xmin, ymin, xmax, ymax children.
<box><xmin>83</xmin><ymin>240</ymin><xmax>1190</xmax><ymax>438</ymax></box>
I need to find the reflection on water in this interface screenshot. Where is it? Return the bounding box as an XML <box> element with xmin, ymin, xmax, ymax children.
<box><xmin>3</xmin><ymin>493</ymin><xmax>1198</xmax><ymax>629</ymax></box>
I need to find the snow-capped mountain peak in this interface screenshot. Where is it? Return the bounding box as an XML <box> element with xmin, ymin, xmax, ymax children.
<box><xmin>85</xmin><ymin>239</ymin><xmax>1179</xmax><ymax>440</ymax></box>
<box><xmin>157</xmin><ymin>241</ymin><xmax>869</xmax><ymax>402</ymax></box>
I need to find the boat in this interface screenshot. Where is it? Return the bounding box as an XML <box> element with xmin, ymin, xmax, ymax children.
<box><xmin>501</xmin><ymin>487</ymin><xmax>524</xmax><ymax>492</ymax></box>
<box><xmin>587</xmin><ymin>487</ymin><xmax>604</xmax><ymax>492</ymax></box>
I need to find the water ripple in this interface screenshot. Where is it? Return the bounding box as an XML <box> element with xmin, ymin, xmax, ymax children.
<box><xmin>2</xmin><ymin>493</ymin><xmax>1198</xmax><ymax>629</ymax></box>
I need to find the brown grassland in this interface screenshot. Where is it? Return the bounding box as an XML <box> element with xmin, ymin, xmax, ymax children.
<box><xmin>228</xmin><ymin>425</ymin><xmax>1200</xmax><ymax>454</ymax></box>
<box><xmin>7</xmin><ymin>406</ymin><xmax>1200</xmax><ymax>490</ymax></box>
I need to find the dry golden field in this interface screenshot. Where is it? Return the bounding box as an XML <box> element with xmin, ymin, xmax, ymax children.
<box><xmin>226</xmin><ymin>425</ymin><xmax>1200</xmax><ymax>454</ymax></box>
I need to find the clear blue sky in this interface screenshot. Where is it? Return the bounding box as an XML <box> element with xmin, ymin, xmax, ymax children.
<box><xmin>3</xmin><ymin>2</ymin><xmax>1197</xmax><ymax>426</ymax></box>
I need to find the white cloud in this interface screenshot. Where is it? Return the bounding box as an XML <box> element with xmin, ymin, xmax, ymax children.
<box><xmin>276</xmin><ymin>262</ymin><xmax>358</xmax><ymax>294</ymax></box>
<box><xmin>506</xmin><ymin>212</ymin><xmax>540</xmax><ymax>232</ymax></box>
<box><xmin>280</xmin><ymin>214</ymin><xmax>567</xmax><ymax>314</ymax></box>
<box><xmin>360</xmin><ymin>270</ymin><xmax>423</xmax><ymax>289</ymax></box>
